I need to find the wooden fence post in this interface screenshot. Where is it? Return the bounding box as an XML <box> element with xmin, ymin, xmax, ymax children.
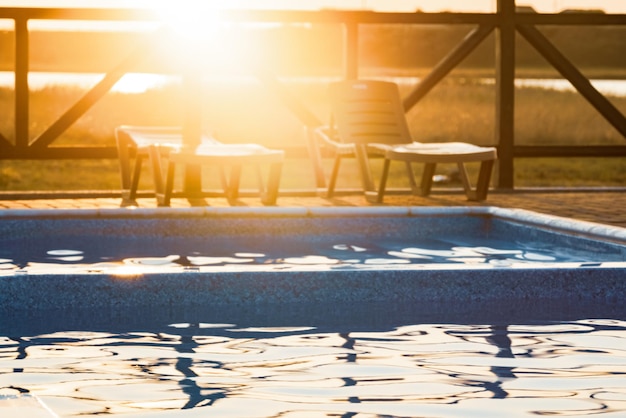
<box><xmin>495</xmin><ymin>0</ymin><xmax>516</xmax><ymax>189</ymax></box>
<box><xmin>15</xmin><ymin>17</ymin><xmax>29</xmax><ymax>150</ymax></box>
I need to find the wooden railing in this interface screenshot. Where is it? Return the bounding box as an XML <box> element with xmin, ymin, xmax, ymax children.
<box><xmin>0</xmin><ymin>0</ymin><xmax>624</xmax><ymax>190</ymax></box>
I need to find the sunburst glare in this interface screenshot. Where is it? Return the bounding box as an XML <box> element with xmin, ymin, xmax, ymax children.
<box><xmin>141</xmin><ymin>0</ymin><xmax>252</xmax><ymax>75</ymax></box>
<box><xmin>150</xmin><ymin>0</ymin><xmax>223</xmax><ymax>40</ymax></box>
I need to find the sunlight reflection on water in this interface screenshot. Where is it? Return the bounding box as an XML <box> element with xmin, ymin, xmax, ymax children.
<box><xmin>1</xmin><ymin>320</ymin><xmax>625</xmax><ymax>417</ymax></box>
<box><xmin>1</xmin><ymin>236</ymin><xmax>623</xmax><ymax>276</ymax></box>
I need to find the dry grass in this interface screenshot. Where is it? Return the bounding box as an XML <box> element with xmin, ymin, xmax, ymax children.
<box><xmin>0</xmin><ymin>76</ymin><xmax>624</xmax><ymax>191</ymax></box>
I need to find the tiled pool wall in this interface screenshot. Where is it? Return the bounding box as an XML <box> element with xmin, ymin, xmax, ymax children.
<box><xmin>0</xmin><ymin>206</ymin><xmax>624</xmax><ymax>317</ymax></box>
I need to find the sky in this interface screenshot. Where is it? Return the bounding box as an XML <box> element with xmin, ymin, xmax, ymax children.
<box><xmin>0</xmin><ymin>0</ymin><xmax>625</xmax><ymax>14</ymax></box>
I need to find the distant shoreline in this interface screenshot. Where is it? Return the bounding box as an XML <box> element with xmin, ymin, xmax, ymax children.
<box><xmin>1</xmin><ymin>71</ymin><xmax>625</xmax><ymax>97</ymax></box>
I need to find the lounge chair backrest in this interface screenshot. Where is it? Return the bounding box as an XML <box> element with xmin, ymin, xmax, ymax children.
<box><xmin>329</xmin><ymin>80</ymin><xmax>412</xmax><ymax>146</ymax></box>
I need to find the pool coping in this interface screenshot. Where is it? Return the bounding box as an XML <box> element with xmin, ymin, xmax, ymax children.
<box><xmin>1</xmin><ymin>205</ymin><xmax>624</xmax><ymax>244</ymax></box>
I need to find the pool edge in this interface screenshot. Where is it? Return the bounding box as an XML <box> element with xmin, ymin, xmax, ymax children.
<box><xmin>0</xmin><ymin>205</ymin><xmax>624</xmax><ymax>244</ymax></box>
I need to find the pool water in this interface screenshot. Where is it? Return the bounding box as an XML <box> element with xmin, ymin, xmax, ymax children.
<box><xmin>0</xmin><ymin>228</ymin><xmax>620</xmax><ymax>274</ymax></box>
<box><xmin>0</xmin><ymin>208</ymin><xmax>624</xmax><ymax>277</ymax></box>
<box><xmin>1</xmin><ymin>312</ymin><xmax>625</xmax><ymax>417</ymax></box>
<box><xmin>0</xmin><ymin>207</ymin><xmax>624</xmax><ymax>416</ymax></box>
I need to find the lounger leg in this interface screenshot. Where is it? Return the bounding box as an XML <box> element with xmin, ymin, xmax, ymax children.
<box><xmin>405</xmin><ymin>162</ymin><xmax>418</xmax><ymax>193</ymax></box>
<box><xmin>255</xmin><ymin>165</ymin><xmax>264</xmax><ymax>196</ymax></box>
<box><xmin>369</xmin><ymin>158</ymin><xmax>391</xmax><ymax>204</ymax></box>
<box><xmin>325</xmin><ymin>154</ymin><xmax>342</xmax><ymax>198</ymax></box>
<box><xmin>148</xmin><ymin>145</ymin><xmax>168</xmax><ymax>206</ymax></box>
<box><xmin>473</xmin><ymin>159</ymin><xmax>495</xmax><ymax>201</ymax></box>
<box><xmin>219</xmin><ymin>167</ymin><xmax>229</xmax><ymax>193</ymax></box>
<box><xmin>129</xmin><ymin>155</ymin><xmax>143</xmax><ymax>202</ymax></box>
<box><xmin>117</xmin><ymin>137</ymin><xmax>131</xmax><ymax>190</ymax></box>
<box><xmin>117</xmin><ymin>134</ymin><xmax>137</xmax><ymax>205</ymax></box>
<box><xmin>355</xmin><ymin>144</ymin><xmax>376</xmax><ymax>193</ymax></box>
<box><xmin>159</xmin><ymin>160</ymin><xmax>176</xmax><ymax>207</ymax></box>
<box><xmin>457</xmin><ymin>163</ymin><xmax>472</xmax><ymax>198</ymax></box>
<box><xmin>227</xmin><ymin>165</ymin><xmax>242</xmax><ymax>204</ymax></box>
<box><xmin>418</xmin><ymin>163</ymin><xmax>437</xmax><ymax>197</ymax></box>
<box><xmin>262</xmin><ymin>162</ymin><xmax>282</xmax><ymax>205</ymax></box>
<box><xmin>307</xmin><ymin>126</ymin><xmax>327</xmax><ymax>189</ymax></box>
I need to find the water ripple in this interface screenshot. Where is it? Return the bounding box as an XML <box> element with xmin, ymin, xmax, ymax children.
<box><xmin>1</xmin><ymin>236</ymin><xmax>623</xmax><ymax>275</ymax></box>
<box><xmin>1</xmin><ymin>320</ymin><xmax>625</xmax><ymax>416</ymax></box>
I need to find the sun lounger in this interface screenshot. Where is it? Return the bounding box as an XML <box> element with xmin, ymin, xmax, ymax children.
<box><xmin>314</xmin><ymin>80</ymin><xmax>497</xmax><ymax>202</ymax></box>
<box><xmin>115</xmin><ymin>125</ymin><xmax>283</xmax><ymax>206</ymax></box>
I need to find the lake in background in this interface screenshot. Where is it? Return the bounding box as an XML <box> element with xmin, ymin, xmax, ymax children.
<box><xmin>0</xmin><ymin>71</ymin><xmax>625</xmax><ymax>96</ymax></box>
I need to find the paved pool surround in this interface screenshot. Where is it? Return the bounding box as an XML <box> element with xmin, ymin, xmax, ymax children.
<box><xmin>0</xmin><ymin>206</ymin><xmax>624</xmax><ymax>315</ymax></box>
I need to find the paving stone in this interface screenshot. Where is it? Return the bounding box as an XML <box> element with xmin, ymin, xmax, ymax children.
<box><xmin>0</xmin><ymin>190</ymin><xmax>624</xmax><ymax>228</ymax></box>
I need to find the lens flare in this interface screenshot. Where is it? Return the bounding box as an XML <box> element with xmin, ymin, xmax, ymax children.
<box><xmin>151</xmin><ymin>0</ymin><xmax>222</xmax><ymax>40</ymax></box>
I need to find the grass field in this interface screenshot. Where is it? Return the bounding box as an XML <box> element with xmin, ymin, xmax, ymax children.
<box><xmin>0</xmin><ymin>75</ymin><xmax>624</xmax><ymax>191</ymax></box>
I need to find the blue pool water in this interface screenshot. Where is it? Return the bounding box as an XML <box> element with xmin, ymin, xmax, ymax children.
<box><xmin>0</xmin><ymin>207</ymin><xmax>624</xmax><ymax>276</ymax></box>
<box><xmin>0</xmin><ymin>206</ymin><xmax>624</xmax><ymax>311</ymax></box>
<box><xmin>0</xmin><ymin>207</ymin><xmax>624</xmax><ymax>416</ymax></box>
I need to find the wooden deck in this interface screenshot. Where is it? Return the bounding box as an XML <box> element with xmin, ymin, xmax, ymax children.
<box><xmin>1</xmin><ymin>189</ymin><xmax>625</xmax><ymax>229</ymax></box>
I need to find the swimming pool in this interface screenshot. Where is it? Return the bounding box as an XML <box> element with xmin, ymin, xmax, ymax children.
<box><xmin>0</xmin><ymin>206</ymin><xmax>625</xmax><ymax>417</ymax></box>
<box><xmin>0</xmin><ymin>206</ymin><xmax>624</xmax><ymax>311</ymax></box>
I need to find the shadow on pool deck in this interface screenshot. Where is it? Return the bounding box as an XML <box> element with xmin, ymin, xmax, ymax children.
<box><xmin>0</xmin><ymin>188</ymin><xmax>625</xmax><ymax>228</ymax></box>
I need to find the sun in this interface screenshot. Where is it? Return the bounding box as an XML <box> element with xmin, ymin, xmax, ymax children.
<box><xmin>151</xmin><ymin>1</ymin><xmax>258</xmax><ymax>68</ymax></box>
<box><xmin>138</xmin><ymin>0</ymin><xmax>252</xmax><ymax>75</ymax></box>
<box><xmin>150</xmin><ymin>0</ymin><xmax>223</xmax><ymax>41</ymax></box>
